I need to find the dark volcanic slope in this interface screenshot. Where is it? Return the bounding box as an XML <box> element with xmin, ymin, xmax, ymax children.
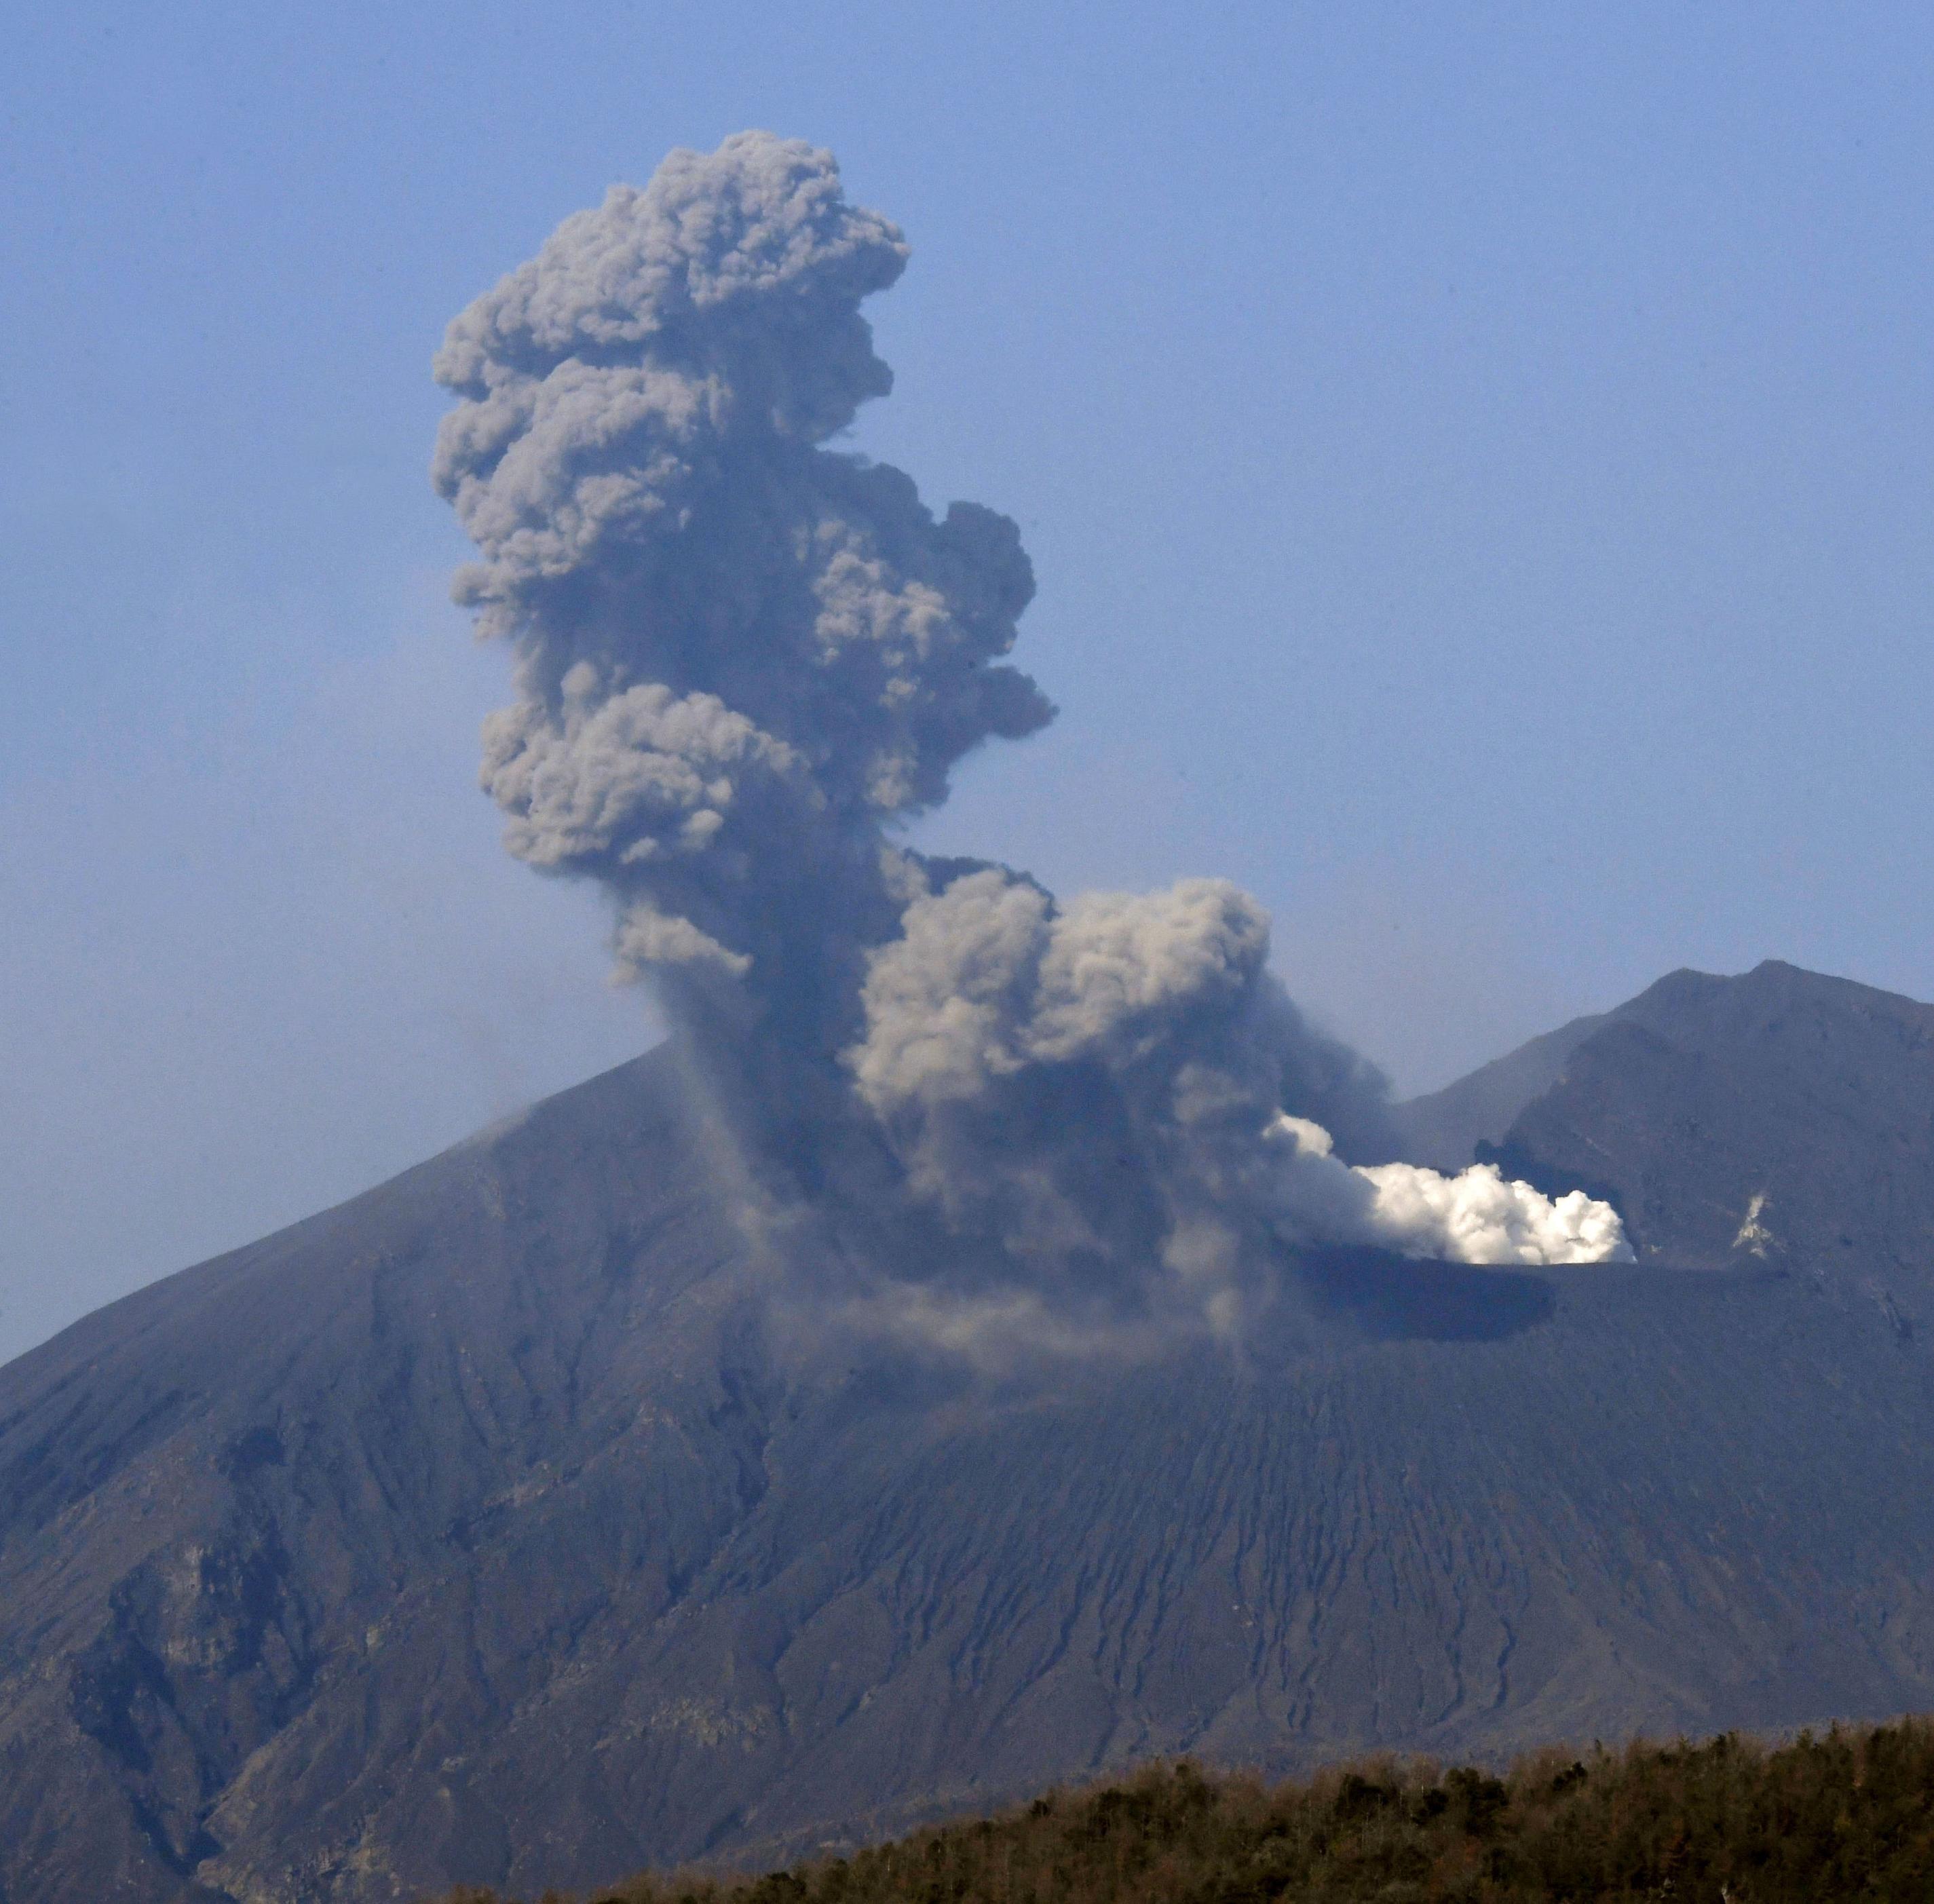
<box><xmin>5</xmin><ymin>967</ymin><xmax>1934</xmax><ymax>1903</ymax></box>
<box><xmin>0</xmin><ymin>1052</ymin><xmax>765</xmax><ymax>1904</ymax></box>
<box><xmin>1388</xmin><ymin>1012</ymin><xmax>1608</xmax><ymax>1174</ymax></box>
<box><xmin>1488</xmin><ymin>960</ymin><xmax>1934</xmax><ymax>1294</ymax></box>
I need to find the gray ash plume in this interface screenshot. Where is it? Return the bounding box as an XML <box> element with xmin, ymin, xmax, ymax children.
<box><xmin>434</xmin><ymin>132</ymin><xmax>1628</xmax><ymax>1353</ymax></box>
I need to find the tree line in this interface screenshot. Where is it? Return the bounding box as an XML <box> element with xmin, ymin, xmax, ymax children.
<box><xmin>434</xmin><ymin>1713</ymin><xmax>1934</xmax><ymax>1903</ymax></box>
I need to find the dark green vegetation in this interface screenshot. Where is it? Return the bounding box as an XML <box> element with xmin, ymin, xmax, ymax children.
<box><xmin>441</xmin><ymin>1721</ymin><xmax>1934</xmax><ymax>1903</ymax></box>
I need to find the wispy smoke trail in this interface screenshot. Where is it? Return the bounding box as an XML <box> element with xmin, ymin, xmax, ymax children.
<box><xmin>435</xmin><ymin>132</ymin><xmax>1630</xmax><ymax>1347</ymax></box>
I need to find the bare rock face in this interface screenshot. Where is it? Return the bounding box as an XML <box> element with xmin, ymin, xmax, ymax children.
<box><xmin>7</xmin><ymin>965</ymin><xmax>1934</xmax><ymax>1902</ymax></box>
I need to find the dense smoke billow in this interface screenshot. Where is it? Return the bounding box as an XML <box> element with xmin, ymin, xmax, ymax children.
<box><xmin>435</xmin><ymin>131</ymin><xmax>1630</xmax><ymax>1346</ymax></box>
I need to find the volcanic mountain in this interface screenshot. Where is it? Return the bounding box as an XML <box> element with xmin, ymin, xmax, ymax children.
<box><xmin>4</xmin><ymin>959</ymin><xmax>1934</xmax><ymax>1903</ymax></box>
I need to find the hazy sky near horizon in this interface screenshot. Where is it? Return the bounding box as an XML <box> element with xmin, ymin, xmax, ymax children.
<box><xmin>3</xmin><ymin>2</ymin><xmax>1931</xmax><ymax>1365</ymax></box>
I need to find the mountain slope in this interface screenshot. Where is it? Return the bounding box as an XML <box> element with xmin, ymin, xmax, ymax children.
<box><xmin>1388</xmin><ymin>1012</ymin><xmax>1608</xmax><ymax>1173</ymax></box>
<box><xmin>1485</xmin><ymin>960</ymin><xmax>1934</xmax><ymax>1295</ymax></box>
<box><xmin>0</xmin><ymin>1049</ymin><xmax>769</xmax><ymax>1901</ymax></box>
<box><xmin>5</xmin><ymin>965</ymin><xmax>1934</xmax><ymax>1902</ymax></box>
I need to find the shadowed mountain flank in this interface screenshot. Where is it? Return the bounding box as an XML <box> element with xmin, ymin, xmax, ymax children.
<box><xmin>7</xmin><ymin>964</ymin><xmax>1934</xmax><ymax>1901</ymax></box>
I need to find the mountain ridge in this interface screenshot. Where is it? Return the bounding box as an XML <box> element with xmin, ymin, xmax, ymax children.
<box><xmin>1485</xmin><ymin>959</ymin><xmax>1934</xmax><ymax>1289</ymax></box>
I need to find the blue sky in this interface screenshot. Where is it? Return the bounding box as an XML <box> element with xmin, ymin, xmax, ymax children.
<box><xmin>3</xmin><ymin>1</ymin><xmax>1930</xmax><ymax>1363</ymax></box>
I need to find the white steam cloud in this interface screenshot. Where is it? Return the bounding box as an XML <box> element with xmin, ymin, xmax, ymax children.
<box><xmin>435</xmin><ymin>132</ymin><xmax>1629</xmax><ymax>1347</ymax></box>
<box><xmin>1267</xmin><ymin>1118</ymin><xmax>1633</xmax><ymax>1265</ymax></box>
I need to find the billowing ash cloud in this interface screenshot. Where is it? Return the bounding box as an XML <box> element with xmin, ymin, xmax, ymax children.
<box><xmin>432</xmin><ymin>133</ymin><xmax>1048</xmax><ymax>1050</ymax></box>
<box><xmin>436</xmin><ymin>131</ymin><xmax>1631</xmax><ymax>1346</ymax></box>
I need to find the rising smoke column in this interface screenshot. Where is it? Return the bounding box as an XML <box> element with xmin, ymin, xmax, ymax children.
<box><xmin>436</xmin><ymin>132</ymin><xmax>1631</xmax><ymax>1341</ymax></box>
<box><xmin>432</xmin><ymin>132</ymin><xmax>1050</xmax><ymax>1056</ymax></box>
